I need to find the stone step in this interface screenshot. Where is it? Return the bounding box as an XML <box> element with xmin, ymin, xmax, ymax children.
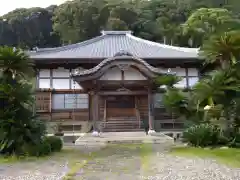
<box><xmin>106</xmin><ymin>120</ymin><xmax>137</xmax><ymax>122</ymax></box>
<box><xmin>104</xmin><ymin>123</ymin><xmax>139</xmax><ymax>126</ymax></box>
<box><xmin>104</xmin><ymin>120</ymin><xmax>139</xmax><ymax>123</ymax></box>
<box><xmin>103</xmin><ymin>123</ymin><xmax>139</xmax><ymax>128</ymax></box>
<box><xmin>103</xmin><ymin>128</ymin><xmax>143</xmax><ymax>132</ymax></box>
<box><xmin>103</xmin><ymin>120</ymin><xmax>141</xmax><ymax>132</ymax></box>
<box><xmin>107</xmin><ymin>117</ymin><xmax>137</xmax><ymax>120</ymax></box>
<box><xmin>104</xmin><ymin>126</ymin><xmax>139</xmax><ymax>129</ymax></box>
<box><xmin>103</xmin><ymin>124</ymin><xmax>139</xmax><ymax>127</ymax></box>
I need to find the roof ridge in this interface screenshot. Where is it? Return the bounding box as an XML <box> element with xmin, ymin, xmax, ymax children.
<box><xmin>101</xmin><ymin>30</ymin><xmax>132</xmax><ymax>35</ymax></box>
<box><xmin>126</xmin><ymin>34</ymin><xmax>199</xmax><ymax>53</ymax></box>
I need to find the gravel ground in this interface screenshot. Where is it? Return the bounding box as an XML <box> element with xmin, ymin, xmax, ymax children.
<box><xmin>146</xmin><ymin>151</ymin><xmax>240</xmax><ymax>180</ymax></box>
<box><xmin>74</xmin><ymin>144</ymin><xmax>240</xmax><ymax>180</ymax></box>
<box><xmin>0</xmin><ymin>160</ymin><xmax>68</xmax><ymax>180</ymax></box>
<box><xmin>0</xmin><ymin>144</ymin><xmax>240</xmax><ymax>180</ymax></box>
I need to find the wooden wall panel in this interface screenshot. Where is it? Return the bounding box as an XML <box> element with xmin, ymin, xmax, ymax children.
<box><xmin>36</xmin><ymin>92</ymin><xmax>51</xmax><ymax>113</ymax></box>
<box><xmin>51</xmin><ymin>110</ymin><xmax>89</xmax><ymax>121</ymax></box>
<box><xmin>137</xmin><ymin>95</ymin><xmax>148</xmax><ymax>120</ymax></box>
<box><xmin>37</xmin><ymin>113</ymin><xmax>51</xmax><ymax>121</ymax></box>
<box><xmin>51</xmin><ymin>112</ymin><xmax>71</xmax><ymax>121</ymax></box>
<box><xmin>72</xmin><ymin>110</ymin><xmax>89</xmax><ymax>121</ymax></box>
<box><xmin>35</xmin><ymin>90</ymin><xmax>90</xmax><ymax>122</ymax></box>
<box><xmin>99</xmin><ymin>96</ymin><xmax>105</xmax><ymax>120</ymax></box>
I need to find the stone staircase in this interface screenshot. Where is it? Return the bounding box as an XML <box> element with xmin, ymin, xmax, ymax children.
<box><xmin>102</xmin><ymin>117</ymin><xmax>143</xmax><ymax>132</ymax></box>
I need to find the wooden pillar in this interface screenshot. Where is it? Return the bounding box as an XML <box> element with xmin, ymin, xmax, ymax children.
<box><xmin>148</xmin><ymin>88</ymin><xmax>154</xmax><ymax>130</ymax></box>
<box><xmin>91</xmin><ymin>91</ymin><xmax>99</xmax><ymax>131</ymax></box>
<box><xmin>96</xmin><ymin>92</ymin><xmax>99</xmax><ymax>123</ymax></box>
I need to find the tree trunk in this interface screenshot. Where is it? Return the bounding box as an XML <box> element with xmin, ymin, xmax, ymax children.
<box><xmin>220</xmin><ymin>58</ymin><xmax>230</xmax><ymax>70</ymax></box>
<box><xmin>163</xmin><ymin>36</ymin><xmax>166</xmax><ymax>44</ymax></box>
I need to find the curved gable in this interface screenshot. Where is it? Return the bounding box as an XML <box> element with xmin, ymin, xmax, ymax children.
<box><xmin>71</xmin><ymin>56</ymin><xmax>168</xmax><ymax>82</ymax></box>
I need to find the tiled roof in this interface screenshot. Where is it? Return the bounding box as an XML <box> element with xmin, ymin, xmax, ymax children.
<box><xmin>72</xmin><ymin>56</ymin><xmax>172</xmax><ymax>77</ymax></box>
<box><xmin>28</xmin><ymin>31</ymin><xmax>199</xmax><ymax>59</ymax></box>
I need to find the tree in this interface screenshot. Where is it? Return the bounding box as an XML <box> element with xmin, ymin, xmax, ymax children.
<box><xmin>0</xmin><ymin>7</ymin><xmax>60</xmax><ymax>48</ymax></box>
<box><xmin>105</xmin><ymin>18</ymin><xmax>128</xmax><ymax>30</ymax></box>
<box><xmin>0</xmin><ymin>47</ymin><xmax>34</xmax><ymax>79</ymax></box>
<box><xmin>182</xmin><ymin>8</ymin><xmax>240</xmax><ymax>46</ymax></box>
<box><xmin>198</xmin><ymin>31</ymin><xmax>240</xmax><ymax>132</ymax></box>
<box><xmin>0</xmin><ymin>47</ymin><xmax>46</xmax><ymax>155</ymax></box>
<box><xmin>159</xmin><ymin>29</ymin><xmax>240</xmax><ymax>137</ymax></box>
<box><xmin>53</xmin><ymin>0</ymin><xmax>110</xmax><ymax>44</ymax></box>
<box><xmin>200</xmin><ymin>30</ymin><xmax>240</xmax><ymax>69</ymax></box>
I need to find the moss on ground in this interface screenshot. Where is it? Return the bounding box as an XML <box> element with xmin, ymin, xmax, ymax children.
<box><xmin>170</xmin><ymin>147</ymin><xmax>240</xmax><ymax>167</ymax></box>
<box><xmin>62</xmin><ymin>143</ymin><xmax>154</xmax><ymax>179</ymax></box>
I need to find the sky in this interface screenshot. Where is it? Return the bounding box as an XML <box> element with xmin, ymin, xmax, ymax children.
<box><xmin>0</xmin><ymin>0</ymin><xmax>69</xmax><ymax>15</ymax></box>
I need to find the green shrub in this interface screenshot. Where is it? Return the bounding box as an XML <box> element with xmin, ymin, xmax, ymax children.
<box><xmin>22</xmin><ymin>140</ymin><xmax>51</xmax><ymax>157</ymax></box>
<box><xmin>183</xmin><ymin>124</ymin><xmax>221</xmax><ymax>147</ymax></box>
<box><xmin>44</xmin><ymin>136</ymin><xmax>63</xmax><ymax>152</ymax></box>
<box><xmin>228</xmin><ymin>133</ymin><xmax>240</xmax><ymax>148</ymax></box>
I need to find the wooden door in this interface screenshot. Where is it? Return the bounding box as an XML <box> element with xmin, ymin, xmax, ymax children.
<box><xmin>106</xmin><ymin>96</ymin><xmax>135</xmax><ymax>118</ymax></box>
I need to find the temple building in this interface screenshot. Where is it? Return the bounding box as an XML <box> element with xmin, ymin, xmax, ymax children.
<box><xmin>29</xmin><ymin>31</ymin><xmax>200</xmax><ymax>134</ymax></box>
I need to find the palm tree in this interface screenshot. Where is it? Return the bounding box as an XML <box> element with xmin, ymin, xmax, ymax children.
<box><xmin>0</xmin><ymin>47</ymin><xmax>34</xmax><ymax>80</ymax></box>
<box><xmin>192</xmin><ymin>68</ymin><xmax>240</xmax><ymax>129</ymax></box>
<box><xmin>200</xmin><ymin>30</ymin><xmax>240</xmax><ymax>69</ymax></box>
<box><xmin>154</xmin><ymin>74</ymin><xmax>182</xmax><ymax>89</ymax></box>
<box><xmin>0</xmin><ymin>46</ymin><xmax>44</xmax><ymax>155</ymax></box>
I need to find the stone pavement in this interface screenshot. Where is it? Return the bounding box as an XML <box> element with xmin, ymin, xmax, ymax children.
<box><xmin>0</xmin><ymin>134</ymin><xmax>240</xmax><ymax>180</ymax></box>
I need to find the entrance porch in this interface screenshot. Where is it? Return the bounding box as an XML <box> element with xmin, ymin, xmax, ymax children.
<box><xmin>99</xmin><ymin>94</ymin><xmax>147</xmax><ymax>132</ymax></box>
<box><xmin>71</xmin><ymin>55</ymin><xmax>170</xmax><ymax>134</ymax></box>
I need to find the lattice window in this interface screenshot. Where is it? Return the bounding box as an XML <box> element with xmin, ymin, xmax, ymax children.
<box><xmin>52</xmin><ymin>94</ymin><xmax>89</xmax><ymax>110</ymax></box>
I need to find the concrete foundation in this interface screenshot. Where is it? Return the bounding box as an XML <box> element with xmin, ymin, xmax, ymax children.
<box><xmin>74</xmin><ymin>132</ymin><xmax>174</xmax><ymax>145</ymax></box>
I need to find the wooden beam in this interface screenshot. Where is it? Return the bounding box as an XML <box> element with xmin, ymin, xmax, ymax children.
<box><xmin>99</xmin><ymin>91</ymin><xmax>148</xmax><ymax>95</ymax></box>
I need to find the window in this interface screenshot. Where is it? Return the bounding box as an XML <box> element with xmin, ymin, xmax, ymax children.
<box><xmin>52</xmin><ymin>94</ymin><xmax>65</xmax><ymax>109</ymax></box>
<box><xmin>52</xmin><ymin>94</ymin><xmax>89</xmax><ymax>109</ymax></box>
<box><xmin>65</xmin><ymin>94</ymin><xmax>88</xmax><ymax>109</ymax></box>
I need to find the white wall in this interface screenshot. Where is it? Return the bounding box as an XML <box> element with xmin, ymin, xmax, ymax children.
<box><xmin>39</xmin><ymin>69</ymin><xmax>50</xmax><ymax>77</ymax></box>
<box><xmin>71</xmin><ymin>79</ymin><xmax>82</xmax><ymax>89</ymax></box>
<box><xmin>38</xmin><ymin>67</ymin><xmax>200</xmax><ymax>89</ymax></box>
<box><xmin>188</xmin><ymin>68</ymin><xmax>198</xmax><ymax>76</ymax></box>
<box><xmin>124</xmin><ymin>67</ymin><xmax>147</xmax><ymax>80</ymax></box>
<box><xmin>52</xmin><ymin>79</ymin><xmax>70</xmax><ymax>89</ymax></box>
<box><xmin>38</xmin><ymin>68</ymin><xmax>82</xmax><ymax>89</ymax></box>
<box><xmin>188</xmin><ymin>77</ymin><xmax>199</xmax><ymax>87</ymax></box>
<box><xmin>100</xmin><ymin>67</ymin><xmax>122</xmax><ymax>80</ymax></box>
<box><xmin>174</xmin><ymin>78</ymin><xmax>187</xmax><ymax>88</ymax></box>
<box><xmin>39</xmin><ymin>79</ymin><xmax>51</xmax><ymax>88</ymax></box>
<box><xmin>172</xmin><ymin>67</ymin><xmax>186</xmax><ymax>76</ymax></box>
<box><xmin>157</xmin><ymin>67</ymin><xmax>199</xmax><ymax>88</ymax></box>
<box><xmin>100</xmin><ymin>66</ymin><xmax>147</xmax><ymax>81</ymax></box>
<box><xmin>52</xmin><ymin>68</ymin><xmax>69</xmax><ymax>77</ymax></box>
